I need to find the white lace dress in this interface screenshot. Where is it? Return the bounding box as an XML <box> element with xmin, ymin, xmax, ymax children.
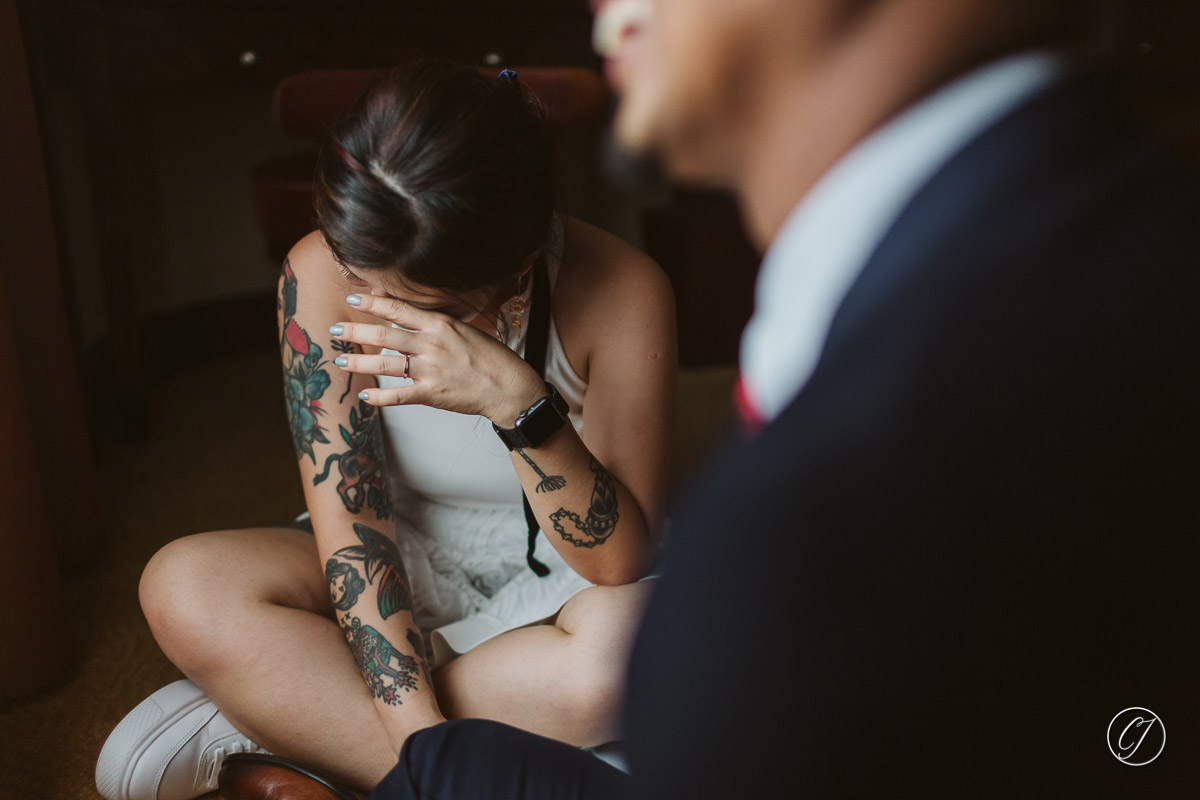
<box><xmin>375</xmin><ymin>252</ymin><xmax>593</xmax><ymax>668</ymax></box>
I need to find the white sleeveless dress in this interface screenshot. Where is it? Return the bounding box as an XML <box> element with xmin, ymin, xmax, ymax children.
<box><xmin>375</xmin><ymin>238</ymin><xmax>593</xmax><ymax>668</ymax></box>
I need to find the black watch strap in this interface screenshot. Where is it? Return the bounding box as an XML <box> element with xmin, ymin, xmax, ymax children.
<box><xmin>493</xmin><ymin>382</ymin><xmax>569</xmax><ymax>451</ymax></box>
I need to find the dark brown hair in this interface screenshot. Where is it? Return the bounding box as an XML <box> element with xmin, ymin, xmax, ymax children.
<box><xmin>315</xmin><ymin>61</ymin><xmax>555</xmax><ymax>294</ymax></box>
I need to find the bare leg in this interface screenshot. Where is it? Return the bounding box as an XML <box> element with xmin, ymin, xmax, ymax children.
<box><xmin>142</xmin><ymin>529</ymin><xmax>648</xmax><ymax>789</ymax></box>
<box><xmin>140</xmin><ymin>528</ymin><xmax>406</xmax><ymax>791</ymax></box>
<box><xmin>433</xmin><ymin>582</ymin><xmax>654</xmax><ymax>747</ymax></box>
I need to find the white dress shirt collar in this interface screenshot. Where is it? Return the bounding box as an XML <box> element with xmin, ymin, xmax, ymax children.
<box><xmin>740</xmin><ymin>51</ymin><xmax>1068</xmax><ymax>423</ymax></box>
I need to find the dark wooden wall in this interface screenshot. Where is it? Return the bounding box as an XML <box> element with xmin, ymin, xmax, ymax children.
<box><xmin>0</xmin><ymin>0</ymin><xmax>90</xmax><ymax>704</ymax></box>
<box><xmin>20</xmin><ymin>0</ymin><xmax>599</xmax><ymax>437</ymax></box>
<box><xmin>15</xmin><ymin>0</ymin><xmax>1200</xmax><ymax>422</ymax></box>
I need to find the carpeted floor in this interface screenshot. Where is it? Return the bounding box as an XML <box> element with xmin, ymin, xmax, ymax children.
<box><xmin>0</xmin><ymin>346</ymin><xmax>306</xmax><ymax>800</ymax></box>
<box><xmin>0</xmin><ymin>343</ymin><xmax>734</xmax><ymax>800</ymax></box>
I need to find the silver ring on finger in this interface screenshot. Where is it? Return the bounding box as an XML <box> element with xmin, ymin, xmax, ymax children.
<box><xmin>402</xmin><ymin>352</ymin><xmax>412</xmax><ymax>380</ymax></box>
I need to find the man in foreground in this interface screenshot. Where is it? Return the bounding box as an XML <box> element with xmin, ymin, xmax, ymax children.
<box><xmin>237</xmin><ymin>0</ymin><xmax>1200</xmax><ymax>796</ymax></box>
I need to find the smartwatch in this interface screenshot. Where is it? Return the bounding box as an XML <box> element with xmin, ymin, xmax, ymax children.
<box><xmin>493</xmin><ymin>382</ymin><xmax>570</xmax><ymax>450</ymax></box>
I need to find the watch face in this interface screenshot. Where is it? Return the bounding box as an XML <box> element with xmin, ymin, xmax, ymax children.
<box><xmin>519</xmin><ymin>401</ymin><xmax>559</xmax><ymax>447</ymax></box>
<box><xmin>513</xmin><ymin>385</ymin><xmax>568</xmax><ymax>449</ymax></box>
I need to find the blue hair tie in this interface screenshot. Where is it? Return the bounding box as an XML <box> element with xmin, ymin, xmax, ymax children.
<box><xmin>498</xmin><ymin>69</ymin><xmax>520</xmax><ymax>86</ymax></box>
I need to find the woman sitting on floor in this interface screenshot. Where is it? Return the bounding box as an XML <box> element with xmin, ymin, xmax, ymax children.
<box><xmin>95</xmin><ymin>61</ymin><xmax>675</xmax><ymax>800</ymax></box>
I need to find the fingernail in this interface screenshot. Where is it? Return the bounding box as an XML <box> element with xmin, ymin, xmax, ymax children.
<box><xmin>329</xmin><ymin>324</ymin><xmax>344</xmax><ymax>336</ymax></box>
<box><xmin>358</xmin><ymin>391</ymin><xmax>370</xmax><ymax>401</ymax></box>
<box><xmin>346</xmin><ymin>295</ymin><xmax>362</xmax><ymax>306</ymax></box>
<box><xmin>334</xmin><ymin>356</ymin><xmax>348</xmax><ymax>367</ymax></box>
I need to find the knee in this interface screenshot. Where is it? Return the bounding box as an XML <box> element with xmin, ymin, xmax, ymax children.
<box><xmin>139</xmin><ymin>533</ymin><xmax>237</xmax><ymax>673</ymax></box>
<box><xmin>558</xmin><ymin>585</ymin><xmax>649</xmax><ymax>732</ymax></box>
<box><xmin>566</xmin><ymin>654</ymin><xmax>625</xmax><ymax>738</ymax></box>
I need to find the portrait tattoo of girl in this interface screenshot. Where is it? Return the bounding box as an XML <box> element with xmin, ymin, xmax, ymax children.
<box><xmin>325</xmin><ymin>558</ymin><xmax>367</xmax><ymax>612</ymax></box>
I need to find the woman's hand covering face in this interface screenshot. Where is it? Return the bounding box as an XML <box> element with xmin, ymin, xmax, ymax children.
<box><xmin>329</xmin><ymin>293</ymin><xmax>546</xmax><ymax>426</ymax></box>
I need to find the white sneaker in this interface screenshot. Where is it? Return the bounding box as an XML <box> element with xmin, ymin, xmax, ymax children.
<box><xmin>95</xmin><ymin>679</ymin><xmax>268</xmax><ymax>800</ymax></box>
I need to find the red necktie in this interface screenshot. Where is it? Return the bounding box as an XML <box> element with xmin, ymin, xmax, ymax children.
<box><xmin>734</xmin><ymin>375</ymin><xmax>765</xmax><ymax>437</ymax></box>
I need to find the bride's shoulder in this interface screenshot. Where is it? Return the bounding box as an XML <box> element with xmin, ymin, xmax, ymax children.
<box><xmin>283</xmin><ymin>231</ymin><xmax>339</xmax><ymax>285</ymax></box>
<box><xmin>554</xmin><ymin>216</ymin><xmax>673</xmax><ymax>320</ymax></box>
<box><xmin>279</xmin><ymin>232</ymin><xmax>351</xmax><ymax>313</ymax></box>
<box><xmin>551</xmin><ymin>216</ymin><xmax>675</xmax><ymax>379</ymax></box>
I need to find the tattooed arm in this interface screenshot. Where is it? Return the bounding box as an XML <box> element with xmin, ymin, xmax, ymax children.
<box><xmin>332</xmin><ymin>219</ymin><xmax>677</xmax><ymax>586</ymax></box>
<box><xmin>278</xmin><ymin>232</ymin><xmax>442</xmax><ymax>750</ymax></box>
<box><xmin>514</xmin><ymin>220</ymin><xmax>677</xmax><ymax>584</ymax></box>
<box><xmin>496</xmin><ymin>295</ymin><xmax>673</xmax><ymax>586</ymax></box>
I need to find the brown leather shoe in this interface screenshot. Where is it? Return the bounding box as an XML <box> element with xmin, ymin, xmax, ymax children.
<box><xmin>218</xmin><ymin>752</ymin><xmax>359</xmax><ymax>800</ymax></box>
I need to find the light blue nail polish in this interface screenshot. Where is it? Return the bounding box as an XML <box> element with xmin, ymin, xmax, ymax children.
<box><xmin>346</xmin><ymin>295</ymin><xmax>362</xmax><ymax>306</ymax></box>
<box><xmin>334</xmin><ymin>356</ymin><xmax>348</xmax><ymax>367</ymax></box>
<box><xmin>358</xmin><ymin>391</ymin><xmax>370</xmax><ymax>401</ymax></box>
<box><xmin>329</xmin><ymin>324</ymin><xmax>344</xmax><ymax>336</ymax></box>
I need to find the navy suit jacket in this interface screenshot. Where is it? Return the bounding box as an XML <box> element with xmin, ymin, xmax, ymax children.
<box><xmin>624</xmin><ymin>73</ymin><xmax>1200</xmax><ymax>798</ymax></box>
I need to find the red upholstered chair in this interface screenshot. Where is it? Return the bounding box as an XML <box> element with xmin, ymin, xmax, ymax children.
<box><xmin>251</xmin><ymin>66</ymin><xmax>610</xmax><ymax>260</ymax></box>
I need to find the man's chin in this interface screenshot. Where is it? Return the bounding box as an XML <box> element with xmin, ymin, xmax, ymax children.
<box><xmin>608</xmin><ymin>95</ymin><xmax>730</xmax><ymax>189</ymax></box>
<box><xmin>601</xmin><ymin>125</ymin><xmax>668</xmax><ymax>192</ymax></box>
<box><xmin>611</xmin><ymin>97</ymin><xmax>652</xmax><ymax>156</ymax></box>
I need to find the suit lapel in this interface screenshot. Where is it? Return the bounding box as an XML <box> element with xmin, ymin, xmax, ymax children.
<box><xmin>815</xmin><ymin>73</ymin><xmax>1125</xmax><ymax>379</ymax></box>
